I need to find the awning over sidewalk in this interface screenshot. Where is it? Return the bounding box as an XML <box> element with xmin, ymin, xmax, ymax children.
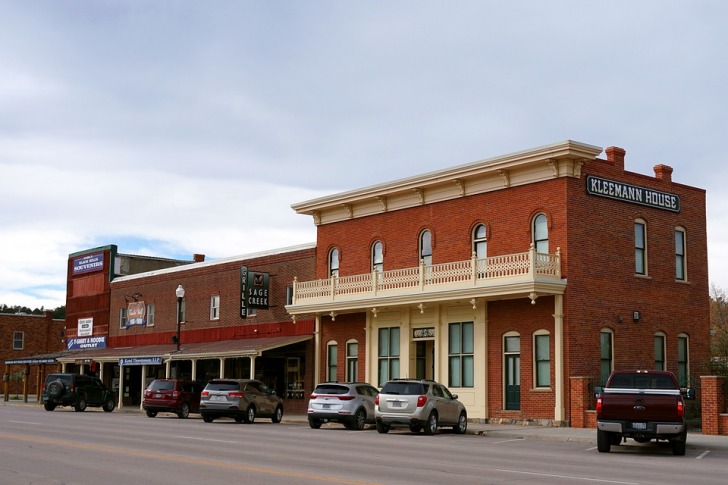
<box><xmin>6</xmin><ymin>335</ymin><xmax>312</xmax><ymax>366</ymax></box>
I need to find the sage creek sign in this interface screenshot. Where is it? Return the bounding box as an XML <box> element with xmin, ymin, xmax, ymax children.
<box><xmin>586</xmin><ymin>176</ymin><xmax>680</xmax><ymax>212</ymax></box>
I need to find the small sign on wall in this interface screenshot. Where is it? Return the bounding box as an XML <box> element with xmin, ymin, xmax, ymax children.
<box><xmin>77</xmin><ymin>317</ymin><xmax>93</xmax><ymax>337</ymax></box>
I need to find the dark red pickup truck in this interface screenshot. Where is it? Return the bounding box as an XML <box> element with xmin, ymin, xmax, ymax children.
<box><xmin>595</xmin><ymin>370</ymin><xmax>695</xmax><ymax>455</ymax></box>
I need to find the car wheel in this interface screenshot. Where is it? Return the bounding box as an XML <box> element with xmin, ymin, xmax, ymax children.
<box><xmin>271</xmin><ymin>405</ymin><xmax>283</xmax><ymax>423</ymax></box>
<box><xmin>74</xmin><ymin>396</ymin><xmax>87</xmax><ymax>412</ymax></box>
<box><xmin>671</xmin><ymin>432</ymin><xmax>687</xmax><ymax>456</ymax></box>
<box><xmin>596</xmin><ymin>429</ymin><xmax>611</xmax><ymax>453</ymax></box>
<box><xmin>103</xmin><ymin>399</ymin><xmax>115</xmax><ymax>412</ymax></box>
<box><xmin>376</xmin><ymin>421</ymin><xmax>390</xmax><ymax>434</ymax></box>
<box><xmin>243</xmin><ymin>406</ymin><xmax>256</xmax><ymax>423</ymax></box>
<box><xmin>43</xmin><ymin>401</ymin><xmax>56</xmax><ymax>411</ymax></box>
<box><xmin>453</xmin><ymin>412</ymin><xmax>467</xmax><ymax>434</ymax></box>
<box><xmin>353</xmin><ymin>409</ymin><xmax>367</xmax><ymax>431</ymax></box>
<box><xmin>178</xmin><ymin>402</ymin><xmax>190</xmax><ymax>419</ymax></box>
<box><xmin>202</xmin><ymin>415</ymin><xmax>214</xmax><ymax>423</ymax></box>
<box><xmin>146</xmin><ymin>410</ymin><xmax>158</xmax><ymax>418</ymax></box>
<box><xmin>309</xmin><ymin>418</ymin><xmax>322</xmax><ymax>429</ymax></box>
<box><xmin>423</xmin><ymin>412</ymin><xmax>438</xmax><ymax>436</ymax></box>
<box><xmin>409</xmin><ymin>424</ymin><xmax>422</xmax><ymax>433</ymax></box>
<box><xmin>47</xmin><ymin>381</ymin><xmax>64</xmax><ymax>399</ymax></box>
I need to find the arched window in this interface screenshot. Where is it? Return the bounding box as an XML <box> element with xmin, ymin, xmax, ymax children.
<box><xmin>533</xmin><ymin>214</ymin><xmax>548</xmax><ymax>254</ymax></box>
<box><xmin>675</xmin><ymin>227</ymin><xmax>686</xmax><ymax>281</ymax></box>
<box><xmin>600</xmin><ymin>329</ymin><xmax>614</xmax><ymax>385</ymax></box>
<box><xmin>533</xmin><ymin>330</ymin><xmax>550</xmax><ymax>388</ymax></box>
<box><xmin>372</xmin><ymin>241</ymin><xmax>383</xmax><ymax>273</ymax></box>
<box><xmin>326</xmin><ymin>341</ymin><xmax>338</xmax><ymax>382</ymax></box>
<box><xmin>473</xmin><ymin>224</ymin><xmax>487</xmax><ymax>259</ymax></box>
<box><xmin>677</xmin><ymin>333</ymin><xmax>689</xmax><ymax>387</ymax></box>
<box><xmin>346</xmin><ymin>340</ymin><xmax>358</xmax><ymax>382</ymax></box>
<box><xmin>654</xmin><ymin>332</ymin><xmax>666</xmax><ymax>370</ymax></box>
<box><xmin>420</xmin><ymin>230</ymin><xmax>432</xmax><ymax>266</ymax></box>
<box><xmin>328</xmin><ymin>248</ymin><xmax>339</xmax><ymax>277</ymax></box>
<box><xmin>635</xmin><ymin>219</ymin><xmax>647</xmax><ymax>275</ymax></box>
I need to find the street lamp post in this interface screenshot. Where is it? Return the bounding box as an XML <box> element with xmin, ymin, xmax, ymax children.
<box><xmin>175</xmin><ymin>285</ymin><xmax>185</xmax><ymax>351</ymax></box>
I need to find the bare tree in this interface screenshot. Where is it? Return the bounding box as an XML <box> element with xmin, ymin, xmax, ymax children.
<box><xmin>710</xmin><ymin>284</ymin><xmax>728</xmax><ymax>374</ymax></box>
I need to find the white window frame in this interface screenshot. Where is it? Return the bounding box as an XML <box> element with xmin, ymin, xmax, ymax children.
<box><xmin>13</xmin><ymin>331</ymin><xmax>24</xmax><ymax>350</ymax></box>
<box><xmin>675</xmin><ymin>227</ymin><xmax>687</xmax><ymax>281</ymax></box>
<box><xmin>533</xmin><ymin>330</ymin><xmax>550</xmax><ymax>388</ymax></box>
<box><xmin>210</xmin><ymin>295</ymin><xmax>220</xmax><ymax>320</ymax></box>
<box><xmin>326</xmin><ymin>341</ymin><xmax>338</xmax><ymax>382</ymax></box>
<box><xmin>346</xmin><ymin>339</ymin><xmax>358</xmax><ymax>382</ymax></box>
<box><xmin>533</xmin><ymin>214</ymin><xmax>549</xmax><ymax>254</ymax></box>
<box><xmin>329</xmin><ymin>248</ymin><xmax>340</xmax><ymax>277</ymax></box>
<box><xmin>146</xmin><ymin>303</ymin><xmax>155</xmax><ymax>327</ymax></box>
<box><xmin>419</xmin><ymin>230</ymin><xmax>433</xmax><ymax>266</ymax></box>
<box><xmin>119</xmin><ymin>307</ymin><xmax>127</xmax><ymax>329</ymax></box>
<box><xmin>635</xmin><ymin>219</ymin><xmax>647</xmax><ymax>276</ymax></box>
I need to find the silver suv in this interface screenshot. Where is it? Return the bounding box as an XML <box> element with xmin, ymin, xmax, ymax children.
<box><xmin>375</xmin><ymin>379</ymin><xmax>467</xmax><ymax>435</ymax></box>
<box><xmin>307</xmin><ymin>382</ymin><xmax>379</xmax><ymax>430</ymax></box>
<box><xmin>200</xmin><ymin>379</ymin><xmax>283</xmax><ymax>424</ymax></box>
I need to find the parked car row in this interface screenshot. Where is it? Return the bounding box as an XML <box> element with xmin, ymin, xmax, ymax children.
<box><xmin>307</xmin><ymin>378</ymin><xmax>467</xmax><ymax>436</ymax></box>
<box><xmin>43</xmin><ymin>373</ymin><xmax>469</xmax><ymax>436</ymax></box>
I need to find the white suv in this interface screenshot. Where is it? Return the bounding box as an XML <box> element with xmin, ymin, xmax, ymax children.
<box><xmin>308</xmin><ymin>382</ymin><xmax>379</xmax><ymax>430</ymax></box>
<box><xmin>375</xmin><ymin>379</ymin><xmax>467</xmax><ymax>435</ymax></box>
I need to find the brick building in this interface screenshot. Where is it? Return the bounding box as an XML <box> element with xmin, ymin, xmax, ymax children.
<box><xmin>286</xmin><ymin>140</ymin><xmax>709</xmax><ymax>425</ymax></box>
<box><xmin>55</xmin><ymin>243</ymin><xmax>316</xmax><ymax>413</ymax></box>
<box><xmin>2</xmin><ymin>311</ymin><xmax>65</xmax><ymax>399</ymax></box>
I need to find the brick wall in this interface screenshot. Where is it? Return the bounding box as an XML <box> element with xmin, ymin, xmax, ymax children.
<box><xmin>318</xmin><ymin>313</ymin><xmax>367</xmax><ymax>383</ymax></box>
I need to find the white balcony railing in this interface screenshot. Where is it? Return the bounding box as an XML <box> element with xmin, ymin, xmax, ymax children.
<box><xmin>291</xmin><ymin>245</ymin><xmax>561</xmax><ymax>306</ymax></box>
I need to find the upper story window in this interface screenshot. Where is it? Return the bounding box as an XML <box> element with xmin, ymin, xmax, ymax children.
<box><xmin>473</xmin><ymin>224</ymin><xmax>487</xmax><ymax>259</ymax></box>
<box><xmin>146</xmin><ymin>303</ymin><xmax>155</xmax><ymax>327</ymax></box>
<box><xmin>533</xmin><ymin>214</ymin><xmax>548</xmax><ymax>254</ymax></box>
<box><xmin>419</xmin><ymin>230</ymin><xmax>432</xmax><ymax>266</ymax></box>
<box><xmin>119</xmin><ymin>307</ymin><xmax>127</xmax><ymax>329</ymax></box>
<box><xmin>635</xmin><ymin>219</ymin><xmax>647</xmax><ymax>275</ymax></box>
<box><xmin>328</xmin><ymin>248</ymin><xmax>340</xmax><ymax>277</ymax></box>
<box><xmin>372</xmin><ymin>241</ymin><xmax>383</xmax><ymax>273</ymax></box>
<box><xmin>675</xmin><ymin>227</ymin><xmax>686</xmax><ymax>281</ymax></box>
<box><xmin>210</xmin><ymin>295</ymin><xmax>220</xmax><ymax>320</ymax></box>
<box><xmin>13</xmin><ymin>331</ymin><xmax>24</xmax><ymax>350</ymax></box>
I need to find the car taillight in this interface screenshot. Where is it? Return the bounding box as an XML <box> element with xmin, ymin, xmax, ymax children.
<box><xmin>309</xmin><ymin>394</ymin><xmax>318</xmax><ymax>399</ymax></box>
<box><xmin>596</xmin><ymin>396</ymin><xmax>602</xmax><ymax>414</ymax></box>
<box><xmin>201</xmin><ymin>391</ymin><xmax>209</xmax><ymax>397</ymax></box>
<box><xmin>375</xmin><ymin>395</ymin><xmax>380</xmax><ymax>405</ymax></box>
<box><xmin>228</xmin><ymin>391</ymin><xmax>244</xmax><ymax>398</ymax></box>
<box><xmin>417</xmin><ymin>396</ymin><xmax>427</xmax><ymax>407</ymax></box>
<box><xmin>172</xmin><ymin>391</ymin><xmax>179</xmax><ymax>398</ymax></box>
<box><xmin>677</xmin><ymin>399</ymin><xmax>684</xmax><ymax>418</ymax></box>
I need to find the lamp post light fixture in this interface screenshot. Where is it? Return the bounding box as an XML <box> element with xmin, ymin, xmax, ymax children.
<box><xmin>175</xmin><ymin>285</ymin><xmax>185</xmax><ymax>351</ymax></box>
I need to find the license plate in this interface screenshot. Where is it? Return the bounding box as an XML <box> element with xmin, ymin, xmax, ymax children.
<box><xmin>211</xmin><ymin>395</ymin><xmax>225</xmax><ymax>401</ymax></box>
<box><xmin>391</xmin><ymin>401</ymin><xmax>403</xmax><ymax>408</ymax></box>
<box><xmin>322</xmin><ymin>404</ymin><xmax>330</xmax><ymax>409</ymax></box>
<box><xmin>154</xmin><ymin>393</ymin><xmax>161</xmax><ymax>398</ymax></box>
<box><xmin>632</xmin><ymin>422</ymin><xmax>646</xmax><ymax>430</ymax></box>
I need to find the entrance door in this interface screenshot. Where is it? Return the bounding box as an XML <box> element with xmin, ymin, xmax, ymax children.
<box><xmin>415</xmin><ymin>341</ymin><xmax>434</xmax><ymax>380</ymax></box>
<box><xmin>504</xmin><ymin>335</ymin><xmax>520</xmax><ymax>411</ymax></box>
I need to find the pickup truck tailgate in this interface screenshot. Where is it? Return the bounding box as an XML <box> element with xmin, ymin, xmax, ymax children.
<box><xmin>600</xmin><ymin>390</ymin><xmax>680</xmax><ymax>422</ymax></box>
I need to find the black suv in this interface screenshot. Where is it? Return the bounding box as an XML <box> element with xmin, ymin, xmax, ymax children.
<box><xmin>43</xmin><ymin>373</ymin><xmax>116</xmax><ymax>412</ymax></box>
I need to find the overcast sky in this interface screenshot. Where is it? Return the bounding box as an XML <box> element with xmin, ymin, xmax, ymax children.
<box><xmin>2</xmin><ymin>1</ymin><xmax>727</xmax><ymax>310</ymax></box>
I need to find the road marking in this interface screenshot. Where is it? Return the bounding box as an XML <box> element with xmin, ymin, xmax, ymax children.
<box><xmin>586</xmin><ymin>446</ymin><xmax>598</xmax><ymax>451</ymax></box>
<box><xmin>0</xmin><ymin>432</ymin><xmax>379</xmax><ymax>485</ymax></box>
<box><xmin>489</xmin><ymin>467</ymin><xmax>640</xmax><ymax>484</ymax></box>
<box><xmin>696</xmin><ymin>450</ymin><xmax>710</xmax><ymax>459</ymax></box>
<box><xmin>172</xmin><ymin>435</ymin><xmax>239</xmax><ymax>444</ymax></box>
<box><xmin>7</xmin><ymin>421</ymin><xmax>40</xmax><ymax>425</ymax></box>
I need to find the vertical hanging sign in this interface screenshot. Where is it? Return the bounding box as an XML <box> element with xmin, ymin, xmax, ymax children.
<box><xmin>240</xmin><ymin>266</ymin><xmax>248</xmax><ymax>318</ymax></box>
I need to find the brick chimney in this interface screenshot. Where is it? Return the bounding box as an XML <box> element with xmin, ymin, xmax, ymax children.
<box><xmin>605</xmin><ymin>146</ymin><xmax>626</xmax><ymax>170</ymax></box>
<box><xmin>193</xmin><ymin>254</ymin><xmax>205</xmax><ymax>262</ymax></box>
<box><xmin>653</xmin><ymin>164</ymin><xmax>673</xmax><ymax>183</ymax></box>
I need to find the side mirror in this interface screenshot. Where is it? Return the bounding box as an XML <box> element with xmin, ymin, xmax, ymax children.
<box><xmin>452</xmin><ymin>394</ymin><xmax>459</xmax><ymax>400</ymax></box>
<box><xmin>594</xmin><ymin>386</ymin><xmax>603</xmax><ymax>398</ymax></box>
<box><xmin>684</xmin><ymin>387</ymin><xmax>696</xmax><ymax>400</ymax></box>
<box><xmin>270</xmin><ymin>390</ymin><xmax>277</xmax><ymax>397</ymax></box>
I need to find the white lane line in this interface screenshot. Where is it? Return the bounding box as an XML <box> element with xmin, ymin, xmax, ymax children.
<box><xmin>696</xmin><ymin>450</ymin><xmax>710</xmax><ymax>459</ymax></box>
<box><xmin>586</xmin><ymin>446</ymin><xmax>598</xmax><ymax>451</ymax></box>
<box><xmin>490</xmin><ymin>467</ymin><xmax>640</xmax><ymax>484</ymax></box>
<box><xmin>172</xmin><ymin>435</ymin><xmax>238</xmax><ymax>444</ymax></box>
<box><xmin>493</xmin><ymin>438</ymin><xmax>525</xmax><ymax>444</ymax></box>
<box><xmin>7</xmin><ymin>421</ymin><xmax>40</xmax><ymax>425</ymax></box>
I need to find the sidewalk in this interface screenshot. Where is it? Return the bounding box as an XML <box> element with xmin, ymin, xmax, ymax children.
<box><xmin>5</xmin><ymin>397</ymin><xmax>727</xmax><ymax>451</ymax></box>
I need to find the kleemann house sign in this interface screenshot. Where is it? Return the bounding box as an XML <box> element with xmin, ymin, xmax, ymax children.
<box><xmin>586</xmin><ymin>176</ymin><xmax>680</xmax><ymax>212</ymax></box>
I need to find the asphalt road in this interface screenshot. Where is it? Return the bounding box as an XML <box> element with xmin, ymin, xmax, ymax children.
<box><xmin>1</xmin><ymin>406</ymin><xmax>726</xmax><ymax>485</ymax></box>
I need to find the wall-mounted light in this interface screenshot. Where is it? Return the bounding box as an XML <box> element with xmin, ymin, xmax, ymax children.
<box><xmin>633</xmin><ymin>311</ymin><xmax>640</xmax><ymax>322</ymax></box>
